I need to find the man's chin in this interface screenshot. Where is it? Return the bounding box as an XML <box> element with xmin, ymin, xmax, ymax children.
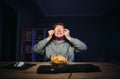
<box><xmin>56</xmin><ymin>36</ymin><xmax>64</xmax><ymax>38</ymax></box>
<box><xmin>55</xmin><ymin>36</ymin><xmax>64</xmax><ymax>39</ymax></box>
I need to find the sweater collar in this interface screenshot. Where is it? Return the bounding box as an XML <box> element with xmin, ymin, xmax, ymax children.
<box><xmin>53</xmin><ymin>39</ymin><xmax>65</xmax><ymax>44</ymax></box>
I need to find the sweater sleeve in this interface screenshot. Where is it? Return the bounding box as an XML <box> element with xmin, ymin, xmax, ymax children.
<box><xmin>69</xmin><ymin>37</ymin><xmax>87</xmax><ymax>52</ymax></box>
<box><xmin>33</xmin><ymin>38</ymin><xmax>48</xmax><ymax>53</ymax></box>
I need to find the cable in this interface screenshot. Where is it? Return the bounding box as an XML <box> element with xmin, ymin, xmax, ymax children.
<box><xmin>68</xmin><ymin>73</ymin><xmax>72</xmax><ymax>79</ymax></box>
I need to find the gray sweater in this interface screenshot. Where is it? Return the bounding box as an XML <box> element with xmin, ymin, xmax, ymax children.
<box><xmin>33</xmin><ymin>37</ymin><xmax>87</xmax><ymax>61</ymax></box>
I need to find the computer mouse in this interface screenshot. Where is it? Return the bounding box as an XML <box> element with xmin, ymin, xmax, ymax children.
<box><xmin>14</xmin><ymin>61</ymin><xmax>25</xmax><ymax>67</ymax></box>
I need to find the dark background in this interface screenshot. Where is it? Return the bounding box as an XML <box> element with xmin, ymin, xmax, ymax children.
<box><xmin>0</xmin><ymin>0</ymin><xmax>120</xmax><ymax>64</ymax></box>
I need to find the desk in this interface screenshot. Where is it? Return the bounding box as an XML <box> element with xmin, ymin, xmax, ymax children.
<box><xmin>0</xmin><ymin>62</ymin><xmax>120</xmax><ymax>79</ymax></box>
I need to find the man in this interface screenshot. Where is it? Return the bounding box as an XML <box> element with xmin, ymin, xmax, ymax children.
<box><xmin>33</xmin><ymin>23</ymin><xmax>87</xmax><ymax>62</ymax></box>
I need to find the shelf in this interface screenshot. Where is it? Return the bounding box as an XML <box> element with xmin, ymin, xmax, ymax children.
<box><xmin>20</xmin><ymin>28</ymin><xmax>48</xmax><ymax>61</ymax></box>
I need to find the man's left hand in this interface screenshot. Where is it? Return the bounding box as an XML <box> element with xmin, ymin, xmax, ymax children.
<box><xmin>64</xmin><ymin>29</ymin><xmax>71</xmax><ymax>40</ymax></box>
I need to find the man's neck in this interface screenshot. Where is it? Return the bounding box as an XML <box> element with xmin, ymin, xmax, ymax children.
<box><xmin>55</xmin><ymin>37</ymin><xmax>64</xmax><ymax>43</ymax></box>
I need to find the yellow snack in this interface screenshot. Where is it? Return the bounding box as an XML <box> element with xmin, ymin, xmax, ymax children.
<box><xmin>51</xmin><ymin>55</ymin><xmax>67</xmax><ymax>64</ymax></box>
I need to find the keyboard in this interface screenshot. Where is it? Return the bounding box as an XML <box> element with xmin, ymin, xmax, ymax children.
<box><xmin>37</xmin><ymin>64</ymin><xmax>101</xmax><ymax>74</ymax></box>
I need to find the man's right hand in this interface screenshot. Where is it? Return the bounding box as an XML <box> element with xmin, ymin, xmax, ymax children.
<box><xmin>46</xmin><ymin>30</ymin><xmax>54</xmax><ymax>41</ymax></box>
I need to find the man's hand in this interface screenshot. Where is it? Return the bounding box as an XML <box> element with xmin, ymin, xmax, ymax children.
<box><xmin>46</xmin><ymin>30</ymin><xmax>54</xmax><ymax>41</ymax></box>
<box><xmin>64</xmin><ymin>29</ymin><xmax>71</xmax><ymax>41</ymax></box>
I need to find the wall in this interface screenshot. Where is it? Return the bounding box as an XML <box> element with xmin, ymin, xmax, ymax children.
<box><xmin>0</xmin><ymin>5</ymin><xmax>3</xmax><ymax>61</ymax></box>
<box><xmin>104</xmin><ymin>5</ymin><xmax>120</xmax><ymax>61</ymax></box>
<box><xmin>104</xmin><ymin>16</ymin><xmax>120</xmax><ymax>61</ymax></box>
<box><xmin>0</xmin><ymin>2</ymin><xmax>17</xmax><ymax>61</ymax></box>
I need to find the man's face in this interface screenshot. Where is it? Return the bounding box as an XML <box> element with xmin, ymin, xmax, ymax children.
<box><xmin>54</xmin><ymin>25</ymin><xmax>65</xmax><ymax>38</ymax></box>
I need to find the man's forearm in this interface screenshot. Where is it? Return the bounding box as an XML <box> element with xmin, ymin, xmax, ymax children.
<box><xmin>33</xmin><ymin>39</ymin><xmax>48</xmax><ymax>53</ymax></box>
<box><xmin>69</xmin><ymin>37</ymin><xmax>87</xmax><ymax>51</ymax></box>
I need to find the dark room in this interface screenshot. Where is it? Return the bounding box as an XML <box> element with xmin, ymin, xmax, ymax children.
<box><xmin>0</xmin><ymin>0</ymin><xmax>120</xmax><ymax>79</ymax></box>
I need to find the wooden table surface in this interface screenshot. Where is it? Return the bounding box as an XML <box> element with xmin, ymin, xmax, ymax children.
<box><xmin>0</xmin><ymin>62</ymin><xmax>120</xmax><ymax>79</ymax></box>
